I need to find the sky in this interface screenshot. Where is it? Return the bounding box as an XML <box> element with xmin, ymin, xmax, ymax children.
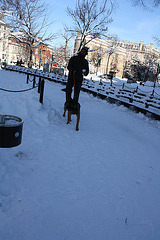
<box><xmin>0</xmin><ymin>67</ymin><xmax>160</xmax><ymax>239</ymax></box>
<box><xmin>45</xmin><ymin>0</ymin><xmax>160</xmax><ymax>48</ymax></box>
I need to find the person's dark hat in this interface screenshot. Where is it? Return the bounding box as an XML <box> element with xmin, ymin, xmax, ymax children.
<box><xmin>81</xmin><ymin>47</ymin><xmax>89</xmax><ymax>54</ymax></box>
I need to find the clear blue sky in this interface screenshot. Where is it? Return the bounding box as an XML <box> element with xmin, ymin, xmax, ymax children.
<box><xmin>46</xmin><ymin>0</ymin><xmax>160</xmax><ymax>48</ymax></box>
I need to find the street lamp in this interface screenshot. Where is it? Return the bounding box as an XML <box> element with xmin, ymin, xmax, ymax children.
<box><xmin>96</xmin><ymin>54</ymin><xmax>101</xmax><ymax>75</ymax></box>
<box><xmin>39</xmin><ymin>42</ymin><xmax>42</xmax><ymax>69</ymax></box>
<box><xmin>106</xmin><ymin>49</ymin><xmax>113</xmax><ymax>74</ymax></box>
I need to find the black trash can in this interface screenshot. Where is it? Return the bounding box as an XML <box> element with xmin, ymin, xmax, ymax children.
<box><xmin>0</xmin><ymin>114</ymin><xmax>23</xmax><ymax>148</ymax></box>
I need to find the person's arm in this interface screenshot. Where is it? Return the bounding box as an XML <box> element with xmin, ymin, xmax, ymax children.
<box><xmin>67</xmin><ymin>57</ymin><xmax>74</xmax><ymax>71</ymax></box>
<box><xmin>83</xmin><ymin>60</ymin><xmax>89</xmax><ymax>76</ymax></box>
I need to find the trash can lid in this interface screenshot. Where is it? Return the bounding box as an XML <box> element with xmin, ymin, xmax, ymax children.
<box><xmin>0</xmin><ymin>114</ymin><xmax>23</xmax><ymax>127</ymax></box>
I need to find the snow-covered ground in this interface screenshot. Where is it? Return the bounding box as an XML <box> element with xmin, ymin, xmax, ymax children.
<box><xmin>0</xmin><ymin>69</ymin><xmax>160</xmax><ymax>240</ymax></box>
<box><xmin>5</xmin><ymin>65</ymin><xmax>160</xmax><ymax>118</ymax></box>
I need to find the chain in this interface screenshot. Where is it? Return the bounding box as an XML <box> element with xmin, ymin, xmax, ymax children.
<box><xmin>0</xmin><ymin>86</ymin><xmax>38</xmax><ymax>93</ymax></box>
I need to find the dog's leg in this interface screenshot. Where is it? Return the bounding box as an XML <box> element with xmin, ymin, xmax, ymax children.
<box><xmin>63</xmin><ymin>104</ymin><xmax>67</xmax><ymax>117</ymax></box>
<box><xmin>67</xmin><ymin>111</ymin><xmax>71</xmax><ymax>124</ymax></box>
<box><xmin>76</xmin><ymin>113</ymin><xmax>80</xmax><ymax>131</ymax></box>
<box><xmin>63</xmin><ymin>108</ymin><xmax>66</xmax><ymax>117</ymax></box>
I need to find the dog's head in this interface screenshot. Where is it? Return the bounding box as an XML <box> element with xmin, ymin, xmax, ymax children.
<box><xmin>65</xmin><ymin>99</ymin><xmax>80</xmax><ymax>114</ymax></box>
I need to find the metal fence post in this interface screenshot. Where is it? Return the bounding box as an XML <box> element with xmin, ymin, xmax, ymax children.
<box><xmin>38</xmin><ymin>77</ymin><xmax>41</xmax><ymax>93</ymax></box>
<box><xmin>33</xmin><ymin>75</ymin><xmax>36</xmax><ymax>88</ymax></box>
<box><xmin>39</xmin><ymin>79</ymin><xmax>45</xmax><ymax>104</ymax></box>
<box><xmin>27</xmin><ymin>73</ymin><xmax>29</xmax><ymax>84</ymax></box>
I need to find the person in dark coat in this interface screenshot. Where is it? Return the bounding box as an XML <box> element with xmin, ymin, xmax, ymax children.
<box><xmin>66</xmin><ymin>47</ymin><xmax>89</xmax><ymax>102</ymax></box>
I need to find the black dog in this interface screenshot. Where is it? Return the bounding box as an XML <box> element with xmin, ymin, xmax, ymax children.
<box><xmin>63</xmin><ymin>98</ymin><xmax>80</xmax><ymax>131</ymax></box>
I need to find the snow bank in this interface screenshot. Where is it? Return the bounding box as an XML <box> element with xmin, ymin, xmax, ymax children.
<box><xmin>0</xmin><ymin>69</ymin><xmax>160</xmax><ymax>240</ymax></box>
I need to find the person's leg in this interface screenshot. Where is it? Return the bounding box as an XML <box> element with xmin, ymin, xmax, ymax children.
<box><xmin>74</xmin><ymin>82</ymin><xmax>82</xmax><ymax>102</ymax></box>
<box><xmin>66</xmin><ymin>78</ymin><xmax>73</xmax><ymax>101</ymax></box>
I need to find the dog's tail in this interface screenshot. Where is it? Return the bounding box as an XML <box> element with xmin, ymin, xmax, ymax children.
<box><xmin>61</xmin><ymin>88</ymin><xmax>67</xmax><ymax>92</ymax></box>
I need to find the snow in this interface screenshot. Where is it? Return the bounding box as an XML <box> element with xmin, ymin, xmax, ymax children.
<box><xmin>0</xmin><ymin>69</ymin><xmax>160</xmax><ymax>240</ymax></box>
<box><xmin>0</xmin><ymin>115</ymin><xmax>23</xmax><ymax>127</ymax></box>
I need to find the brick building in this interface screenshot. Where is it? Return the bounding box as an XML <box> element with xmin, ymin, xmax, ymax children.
<box><xmin>0</xmin><ymin>13</ymin><xmax>52</xmax><ymax>67</ymax></box>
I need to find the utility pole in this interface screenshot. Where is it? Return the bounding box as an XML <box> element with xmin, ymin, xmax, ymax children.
<box><xmin>106</xmin><ymin>50</ymin><xmax>113</xmax><ymax>74</ymax></box>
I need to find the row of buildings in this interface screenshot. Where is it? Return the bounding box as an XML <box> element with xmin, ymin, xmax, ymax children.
<box><xmin>74</xmin><ymin>31</ymin><xmax>160</xmax><ymax>78</ymax></box>
<box><xmin>0</xmin><ymin>13</ymin><xmax>53</xmax><ymax>67</ymax></box>
<box><xmin>1</xmin><ymin>11</ymin><xmax>160</xmax><ymax>79</ymax></box>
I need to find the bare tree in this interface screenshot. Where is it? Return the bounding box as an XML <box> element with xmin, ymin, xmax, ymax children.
<box><xmin>133</xmin><ymin>0</ymin><xmax>160</xmax><ymax>9</ymax></box>
<box><xmin>132</xmin><ymin>0</ymin><xmax>160</xmax><ymax>47</ymax></box>
<box><xmin>0</xmin><ymin>0</ymin><xmax>16</xmax><ymax>8</ymax></box>
<box><xmin>90</xmin><ymin>36</ymin><xmax>118</xmax><ymax>74</ymax></box>
<box><xmin>1</xmin><ymin>0</ymin><xmax>56</xmax><ymax>66</ymax></box>
<box><xmin>67</xmin><ymin>0</ymin><xmax>115</xmax><ymax>51</ymax></box>
<box><xmin>52</xmin><ymin>45</ymin><xmax>72</xmax><ymax>68</ymax></box>
<box><xmin>123</xmin><ymin>51</ymin><xmax>159</xmax><ymax>83</ymax></box>
<box><xmin>61</xmin><ymin>31</ymin><xmax>74</xmax><ymax>68</ymax></box>
<box><xmin>153</xmin><ymin>35</ymin><xmax>160</xmax><ymax>46</ymax></box>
